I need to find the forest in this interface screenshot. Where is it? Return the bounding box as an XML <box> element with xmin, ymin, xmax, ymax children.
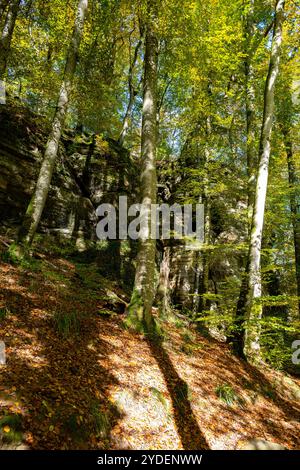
<box><xmin>0</xmin><ymin>0</ymin><xmax>299</xmax><ymax>455</ymax></box>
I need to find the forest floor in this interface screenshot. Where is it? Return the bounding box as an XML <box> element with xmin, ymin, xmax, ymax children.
<box><xmin>0</xmin><ymin>236</ymin><xmax>299</xmax><ymax>450</ymax></box>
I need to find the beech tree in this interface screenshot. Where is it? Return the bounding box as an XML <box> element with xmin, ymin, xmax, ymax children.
<box><xmin>18</xmin><ymin>0</ymin><xmax>88</xmax><ymax>245</ymax></box>
<box><xmin>243</xmin><ymin>0</ymin><xmax>286</xmax><ymax>361</ymax></box>
<box><xmin>118</xmin><ymin>33</ymin><xmax>143</xmax><ymax>146</ymax></box>
<box><xmin>244</xmin><ymin>0</ymin><xmax>257</xmax><ymax>224</ymax></box>
<box><xmin>126</xmin><ymin>0</ymin><xmax>159</xmax><ymax>332</ymax></box>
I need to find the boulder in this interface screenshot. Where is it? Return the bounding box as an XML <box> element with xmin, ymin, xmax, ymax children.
<box><xmin>237</xmin><ymin>438</ymin><xmax>287</xmax><ymax>450</ymax></box>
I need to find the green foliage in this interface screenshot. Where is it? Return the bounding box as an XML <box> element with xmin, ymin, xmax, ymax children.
<box><xmin>261</xmin><ymin>332</ymin><xmax>293</xmax><ymax>370</ymax></box>
<box><xmin>173</xmin><ymin>318</ymin><xmax>186</xmax><ymax>329</ymax></box>
<box><xmin>61</xmin><ymin>413</ymin><xmax>87</xmax><ymax>442</ymax></box>
<box><xmin>97</xmin><ymin>309</ymin><xmax>115</xmax><ymax>317</ymax></box>
<box><xmin>35</xmin><ymin>236</ymin><xmax>77</xmax><ymax>258</ymax></box>
<box><xmin>0</xmin><ymin>307</ymin><xmax>10</xmax><ymax>320</ymax></box>
<box><xmin>0</xmin><ymin>243</ymin><xmax>41</xmax><ymax>272</ymax></box>
<box><xmin>149</xmin><ymin>387</ymin><xmax>172</xmax><ymax>419</ymax></box>
<box><xmin>260</xmin><ymin>384</ymin><xmax>276</xmax><ymax>401</ymax></box>
<box><xmin>1</xmin><ymin>243</ymin><xmax>23</xmax><ymax>265</ymax></box>
<box><xmin>215</xmin><ymin>383</ymin><xmax>240</xmax><ymax>406</ymax></box>
<box><xmin>89</xmin><ymin>403</ymin><xmax>110</xmax><ymax>438</ymax></box>
<box><xmin>0</xmin><ymin>414</ymin><xmax>23</xmax><ymax>444</ymax></box>
<box><xmin>181</xmin><ymin>330</ymin><xmax>195</xmax><ymax>343</ymax></box>
<box><xmin>53</xmin><ymin>310</ymin><xmax>81</xmax><ymax>337</ymax></box>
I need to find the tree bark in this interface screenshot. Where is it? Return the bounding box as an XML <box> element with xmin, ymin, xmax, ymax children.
<box><xmin>231</xmin><ymin>0</ymin><xmax>256</xmax><ymax>357</ymax></box>
<box><xmin>0</xmin><ymin>0</ymin><xmax>20</xmax><ymax>80</ymax></box>
<box><xmin>18</xmin><ymin>0</ymin><xmax>88</xmax><ymax>245</ymax></box>
<box><xmin>118</xmin><ymin>37</ymin><xmax>142</xmax><ymax>147</ymax></box>
<box><xmin>283</xmin><ymin>131</ymin><xmax>300</xmax><ymax>314</ymax></box>
<box><xmin>127</xmin><ymin>0</ymin><xmax>158</xmax><ymax>333</ymax></box>
<box><xmin>245</xmin><ymin>0</ymin><xmax>257</xmax><ymax>225</ymax></box>
<box><xmin>156</xmin><ymin>244</ymin><xmax>171</xmax><ymax>318</ymax></box>
<box><xmin>243</xmin><ymin>0</ymin><xmax>285</xmax><ymax>361</ymax></box>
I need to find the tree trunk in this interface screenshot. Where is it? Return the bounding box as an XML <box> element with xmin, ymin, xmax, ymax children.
<box><xmin>245</xmin><ymin>0</ymin><xmax>256</xmax><ymax>225</ymax></box>
<box><xmin>18</xmin><ymin>0</ymin><xmax>88</xmax><ymax>245</ymax></box>
<box><xmin>198</xmin><ymin>114</ymin><xmax>212</xmax><ymax>318</ymax></box>
<box><xmin>231</xmin><ymin>0</ymin><xmax>256</xmax><ymax>357</ymax></box>
<box><xmin>243</xmin><ymin>0</ymin><xmax>285</xmax><ymax>361</ymax></box>
<box><xmin>283</xmin><ymin>131</ymin><xmax>300</xmax><ymax>314</ymax></box>
<box><xmin>156</xmin><ymin>244</ymin><xmax>171</xmax><ymax>318</ymax></box>
<box><xmin>126</xmin><ymin>0</ymin><xmax>158</xmax><ymax>333</ymax></box>
<box><xmin>118</xmin><ymin>37</ymin><xmax>142</xmax><ymax>147</ymax></box>
<box><xmin>0</xmin><ymin>0</ymin><xmax>20</xmax><ymax>80</ymax></box>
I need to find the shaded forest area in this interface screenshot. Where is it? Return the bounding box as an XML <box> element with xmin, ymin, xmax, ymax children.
<box><xmin>0</xmin><ymin>0</ymin><xmax>300</xmax><ymax>451</ymax></box>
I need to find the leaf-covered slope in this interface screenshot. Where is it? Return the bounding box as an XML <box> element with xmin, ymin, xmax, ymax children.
<box><xmin>0</xmin><ymin>236</ymin><xmax>299</xmax><ymax>450</ymax></box>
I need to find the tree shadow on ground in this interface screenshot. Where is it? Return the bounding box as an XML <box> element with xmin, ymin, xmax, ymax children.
<box><xmin>190</xmin><ymin>337</ymin><xmax>300</xmax><ymax>448</ymax></box>
<box><xmin>148</xmin><ymin>337</ymin><xmax>210</xmax><ymax>450</ymax></box>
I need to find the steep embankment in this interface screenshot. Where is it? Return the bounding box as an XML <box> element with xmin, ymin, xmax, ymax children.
<box><xmin>0</xmin><ymin>237</ymin><xmax>299</xmax><ymax>450</ymax></box>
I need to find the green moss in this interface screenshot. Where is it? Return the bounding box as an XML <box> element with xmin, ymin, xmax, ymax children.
<box><xmin>123</xmin><ymin>288</ymin><xmax>144</xmax><ymax>333</ymax></box>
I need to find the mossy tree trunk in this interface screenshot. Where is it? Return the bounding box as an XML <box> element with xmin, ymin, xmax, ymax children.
<box><xmin>18</xmin><ymin>0</ymin><xmax>88</xmax><ymax>245</ymax></box>
<box><xmin>127</xmin><ymin>0</ymin><xmax>158</xmax><ymax>333</ymax></box>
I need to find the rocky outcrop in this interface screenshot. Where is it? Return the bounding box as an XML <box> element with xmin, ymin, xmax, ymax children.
<box><xmin>0</xmin><ymin>102</ymin><xmax>136</xmax><ymax>247</ymax></box>
<box><xmin>236</xmin><ymin>438</ymin><xmax>287</xmax><ymax>450</ymax></box>
<box><xmin>0</xmin><ymin>101</ymin><xmax>244</xmax><ymax>312</ymax></box>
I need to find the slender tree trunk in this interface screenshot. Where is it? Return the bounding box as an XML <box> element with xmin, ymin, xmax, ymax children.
<box><xmin>231</xmin><ymin>0</ymin><xmax>256</xmax><ymax>356</ymax></box>
<box><xmin>194</xmin><ymin>116</ymin><xmax>211</xmax><ymax>319</ymax></box>
<box><xmin>118</xmin><ymin>37</ymin><xmax>142</xmax><ymax>146</ymax></box>
<box><xmin>243</xmin><ymin>0</ymin><xmax>285</xmax><ymax>361</ymax></box>
<box><xmin>18</xmin><ymin>0</ymin><xmax>88</xmax><ymax>245</ymax></box>
<box><xmin>156</xmin><ymin>244</ymin><xmax>171</xmax><ymax>318</ymax></box>
<box><xmin>203</xmin><ymin>116</ymin><xmax>211</xmax><ymax>312</ymax></box>
<box><xmin>245</xmin><ymin>0</ymin><xmax>256</xmax><ymax>225</ymax></box>
<box><xmin>197</xmin><ymin>112</ymin><xmax>212</xmax><ymax>318</ymax></box>
<box><xmin>283</xmin><ymin>131</ymin><xmax>300</xmax><ymax>314</ymax></box>
<box><xmin>127</xmin><ymin>0</ymin><xmax>158</xmax><ymax>333</ymax></box>
<box><xmin>0</xmin><ymin>0</ymin><xmax>20</xmax><ymax>80</ymax></box>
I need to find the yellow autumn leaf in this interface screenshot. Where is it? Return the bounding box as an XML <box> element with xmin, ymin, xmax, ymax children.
<box><xmin>3</xmin><ymin>426</ymin><xmax>10</xmax><ymax>433</ymax></box>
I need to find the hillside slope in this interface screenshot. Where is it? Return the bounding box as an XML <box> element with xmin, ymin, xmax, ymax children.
<box><xmin>0</xmin><ymin>237</ymin><xmax>299</xmax><ymax>450</ymax></box>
